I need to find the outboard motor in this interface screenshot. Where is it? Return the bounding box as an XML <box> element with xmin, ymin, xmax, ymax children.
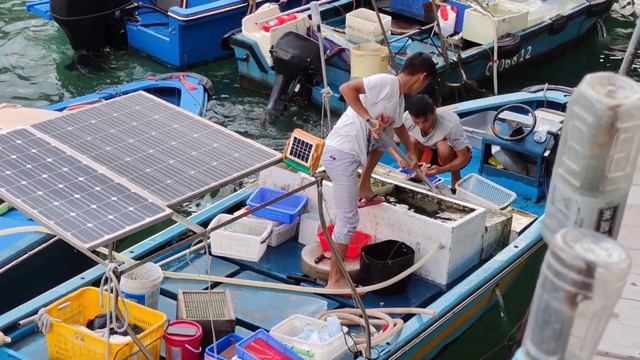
<box><xmin>50</xmin><ymin>0</ymin><xmax>131</xmax><ymax>52</ymax></box>
<box><xmin>266</xmin><ymin>32</ymin><xmax>322</xmax><ymax>116</ymax></box>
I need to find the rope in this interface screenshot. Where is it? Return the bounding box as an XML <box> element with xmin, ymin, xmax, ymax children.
<box><xmin>36</xmin><ymin>308</ymin><xmax>53</xmax><ymax>335</ymax></box>
<box><xmin>99</xmin><ymin>263</ymin><xmax>130</xmax><ymax>360</ymax></box>
<box><xmin>320</xmin><ymin>87</ymin><xmax>333</xmax><ymax>137</ymax></box>
<box><xmin>0</xmin><ymin>226</ymin><xmax>52</xmax><ymax>236</ymax></box>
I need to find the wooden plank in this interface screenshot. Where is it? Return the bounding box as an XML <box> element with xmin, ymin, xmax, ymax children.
<box><xmin>622</xmin><ymin>273</ymin><xmax>640</xmax><ymax>301</ymax></box>
<box><xmin>619</xmin><ymin>224</ymin><xmax>640</xmax><ymax>250</ymax></box>
<box><xmin>596</xmin><ymin>298</ymin><xmax>640</xmax><ymax>359</ymax></box>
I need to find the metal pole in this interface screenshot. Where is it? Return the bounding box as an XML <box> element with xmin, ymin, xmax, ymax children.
<box><xmin>316</xmin><ymin>179</ymin><xmax>373</xmax><ymax>358</ymax></box>
<box><xmin>369</xmin><ymin>0</ymin><xmax>397</xmax><ymax>72</ymax></box>
<box><xmin>0</xmin><ymin>237</ymin><xmax>59</xmax><ymax>275</ymax></box>
<box><xmin>619</xmin><ymin>18</ymin><xmax>640</xmax><ymax>76</ymax></box>
<box><xmin>121</xmin><ymin>179</ymin><xmax>321</xmax><ymax>275</ymax></box>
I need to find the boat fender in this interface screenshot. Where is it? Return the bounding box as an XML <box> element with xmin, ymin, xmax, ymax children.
<box><xmin>221</xmin><ymin>28</ymin><xmax>242</xmax><ymax>51</ymax></box>
<box><xmin>586</xmin><ymin>0</ymin><xmax>614</xmax><ymax>17</ymax></box>
<box><xmin>496</xmin><ymin>33</ymin><xmax>521</xmax><ymax>59</ymax></box>
<box><xmin>549</xmin><ymin>15</ymin><xmax>568</xmax><ymax>35</ymax></box>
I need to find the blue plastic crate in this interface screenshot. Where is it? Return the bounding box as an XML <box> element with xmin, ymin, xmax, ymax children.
<box><xmin>390</xmin><ymin>0</ymin><xmax>433</xmax><ymax>22</ymax></box>
<box><xmin>236</xmin><ymin>329</ymin><xmax>303</xmax><ymax>360</ymax></box>
<box><xmin>205</xmin><ymin>333</ymin><xmax>244</xmax><ymax>360</ymax></box>
<box><xmin>246</xmin><ymin>186</ymin><xmax>308</xmax><ymax>224</ymax></box>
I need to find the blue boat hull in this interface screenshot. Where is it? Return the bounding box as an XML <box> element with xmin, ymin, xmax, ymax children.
<box><xmin>0</xmin><ymin>88</ymin><xmax>569</xmax><ymax>360</ymax></box>
<box><xmin>26</xmin><ymin>0</ymin><xmax>304</xmax><ymax>68</ymax></box>
<box><xmin>230</xmin><ymin>1</ymin><xmax>606</xmax><ymax>111</ymax></box>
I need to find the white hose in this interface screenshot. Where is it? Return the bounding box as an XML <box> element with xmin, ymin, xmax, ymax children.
<box><xmin>163</xmin><ymin>244</ymin><xmax>444</xmax><ymax>295</ymax></box>
<box><xmin>0</xmin><ymin>226</ymin><xmax>52</xmax><ymax>236</ymax></box>
<box><xmin>318</xmin><ymin>307</ymin><xmax>436</xmax><ymax>350</ymax></box>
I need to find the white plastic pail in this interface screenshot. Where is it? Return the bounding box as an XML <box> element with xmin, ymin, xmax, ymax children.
<box><xmin>120</xmin><ymin>262</ymin><xmax>163</xmax><ymax>309</ymax></box>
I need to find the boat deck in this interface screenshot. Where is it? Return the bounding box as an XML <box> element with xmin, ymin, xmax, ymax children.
<box><xmin>596</xmin><ymin>158</ymin><xmax>640</xmax><ymax>359</ymax></box>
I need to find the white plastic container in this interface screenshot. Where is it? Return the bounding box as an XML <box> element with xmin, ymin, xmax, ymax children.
<box><xmin>456</xmin><ymin>173</ymin><xmax>516</xmax><ymax>210</ymax></box>
<box><xmin>345</xmin><ymin>8</ymin><xmax>392</xmax><ymax>44</ymax></box>
<box><xmin>521</xmin><ymin>228</ymin><xmax>631</xmax><ymax>360</ymax></box>
<box><xmin>209</xmin><ymin>213</ymin><xmax>273</xmax><ymax>262</ymax></box>
<box><xmin>298</xmin><ymin>213</ymin><xmax>321</xmax><ymax>246</ymax></box>
<box><xmin>461</xmin><ymin>2</ymin><xmax>529</xmax><ymax>44</ymax></box>
<box><xmin>270</xmin><ymin>315</ymin><xmax>352</xmax><ymax>360</ymax></box>
<box><xmin>350</xmin><ymin>42</ymin><xmax>390</xmax><ymax>79</ymax></box>
<box><xmin>543</xmin><ymin>72</ymin><xmax>640</xmax><ymax>241</ymax></box>
<box><xmin>120</xmin><ymin>262</ymin><xmax>163</xmax><ymax>309</ymax></box>
<box><xmin>232</xmin><ymin>208</ymin><xmax>299</xmax><ymax>247</ymax></box>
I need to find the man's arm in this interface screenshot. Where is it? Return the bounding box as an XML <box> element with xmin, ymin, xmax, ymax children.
<box><xmin>393</xmin><ymin>126</ymin><xmax>418</xmax><ymax>168</ymax></box>
<box><xmin>339</xmin><ymin>79</ymin><xmax>370</xmax><ymax>120</ymax></box>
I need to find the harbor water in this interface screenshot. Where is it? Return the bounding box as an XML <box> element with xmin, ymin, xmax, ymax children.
<box><xmin>0</xmin><ymin>0</ymin><xmax>639</xmax><ymax>358</ymax></box>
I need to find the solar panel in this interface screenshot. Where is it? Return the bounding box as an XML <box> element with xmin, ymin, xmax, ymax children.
<box><xmin>0</xmin><ymin>128</ymin><xmax>172</xmax><ymax>250</ymax></box>
<box><xmin>33</xmin><ymin>92</ymin><xmax>281</xmax><ymax>206</ymax></box>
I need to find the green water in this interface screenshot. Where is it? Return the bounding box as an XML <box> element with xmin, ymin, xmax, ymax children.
<box><xmin>1</xmin><ymin>0</ymin><xmax>639</xmax><ymax>358</ymax></box>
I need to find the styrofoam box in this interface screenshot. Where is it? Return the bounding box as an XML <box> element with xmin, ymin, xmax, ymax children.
<box><xmin>345</xmin><ymin>8</ymin><xmax>392</xmax><ymax>44</ymax></box>
<box><xmin>258</xmin><ymin>166</ymin><xmax>488</xmax><ymax>285</ymax></box>
<box><xmin>270</xmin><ymin>315</ymin><xmax>352</xmax><ymax>360</ymax></box>
<box><xmin>461</xmin><ymin>2</ymin><xmax>529</xmax><ymax>45</ymax></box>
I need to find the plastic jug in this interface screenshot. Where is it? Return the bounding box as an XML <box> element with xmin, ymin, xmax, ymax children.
<box><xmin>438</xmin><ymin>5</ymin><xmax>458</xmax><ymax>36</ymax></box>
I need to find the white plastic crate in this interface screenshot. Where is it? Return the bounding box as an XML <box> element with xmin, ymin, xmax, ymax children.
<box><xmin>345</xmin><ymin>8</ymin><xmax>392</xmax><ymax>44</ymax></box>
<box><xmin>456</xmin><ymin>174</ymin><xmax>516</xmax><ymax>210</ymax></box>
<box><xmin>270</xmin><ymin>315</ymin><xmax>352</xmax><ymax>360</ymax></box>
<box><xmin>209</xmin><ymin>213</ymin><xmax>273</xmax><ymax>261</ymax></box>
<box><xmin>232</xmin><ymin>208</ymin><xmax>299</xmax><ymax>247</ymax></box>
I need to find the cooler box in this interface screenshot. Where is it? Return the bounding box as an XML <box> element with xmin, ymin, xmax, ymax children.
<box><xmin>345</xmin><ymin>8</ymin><xmax>392</xmax><ymax>44</ymax></box>
<box><xmin>461</xmin><ymin>2</ymin><xmax>529</xmax><ymax>44</ymax></box>
<box><xmin>390</xmin><ymin>0</ymin><xmax>435</xmax><ymax>22</ymax></box>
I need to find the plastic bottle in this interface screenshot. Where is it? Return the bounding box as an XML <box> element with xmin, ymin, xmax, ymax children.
<box><xmin>520</xmin><ymin>228</ymin><xmax>631</xmax><ymax>360</ymax></box>
<box><xmin>543</xmin><ymin>72</ymin><xmax>640</xmax><ymax>242</ymax></box>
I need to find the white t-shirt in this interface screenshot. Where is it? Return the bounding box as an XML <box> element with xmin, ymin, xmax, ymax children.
<box><xmin>403</xmin><ymin>108</ymin><xmax>469</xmax><ymax>150</ymax></box>
<box><xmin>325</xmin><ymin>74</ymin><xmax>405</xmax><ymax>165</ymax></box>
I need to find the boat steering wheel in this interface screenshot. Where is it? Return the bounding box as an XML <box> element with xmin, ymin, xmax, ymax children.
<box><xmin>491</xmin><ymin>104</ymin><xmax>538</xmax><ymax>141</ymax></box>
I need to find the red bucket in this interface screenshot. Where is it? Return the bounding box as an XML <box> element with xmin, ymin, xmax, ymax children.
<box><xmin>317</xmin><ymin>224</ymin><xmax>372</xmax><ymax>258</ymax></box>
<box><xmin>164</xmin><ymin>320</ymin><xmax>203</xmax><ymax>360</ymax></box>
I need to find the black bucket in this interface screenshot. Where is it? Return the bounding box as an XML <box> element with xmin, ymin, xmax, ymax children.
<box><xmin>359</xmin><ymin>240</ymin><xmax>415</xmax><ymax>295</ymax></box>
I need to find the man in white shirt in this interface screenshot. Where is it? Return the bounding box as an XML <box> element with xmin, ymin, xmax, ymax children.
<box><xmin>321</xmin><ymin>52</ymin><xmax>437</xmax><ymax>290</ymax></box>
<box><xmin>392</xmin><ymin>94</ymin><xmax>471</xmax><ymax>189</ymax></box>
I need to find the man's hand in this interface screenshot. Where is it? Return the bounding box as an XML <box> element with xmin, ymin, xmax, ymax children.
<box><xmin>421</xmin><ymin>163</ymin><xmax>441</xmax><ymax>176</ymax></box>
<box><xmin>369</xmin><ymin>114</ymin><xmax>391</xmax><ymax>139</ymax></box>
<box><xmin>399</xmin><ymin>152</ymin><xmax>418</xmax><ymax>169</ymax></box>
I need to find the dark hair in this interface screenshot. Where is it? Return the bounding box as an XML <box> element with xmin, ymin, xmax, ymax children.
<box><xmin>400</xmin><ymin>52</ymin><xmax>437</xmax><ymax>76</ymax></box>
<box><xmin>406</xmin><ymin>94</ymin><xmax>436</xmax><ymax>118</ymax></box>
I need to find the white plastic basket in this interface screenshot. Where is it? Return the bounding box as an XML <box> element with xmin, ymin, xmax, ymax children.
<box><xmin>232</xmin><ymin>208</ymin><xmax>299</xmax><ymax>247</ymax></box>
<box><xmin>456</xmin><ymin>174</ymin><xmax>516</xmax><ymax>210</ymax></box>
<box><xmin>209</xmin><ymin>213</ymin><xmax>273</xmax><ymax>262</ymax></box>
<box><xmin>270</xmin><ymin>315</ymin><xmax>352</xmax><ymax>360</ymax></box>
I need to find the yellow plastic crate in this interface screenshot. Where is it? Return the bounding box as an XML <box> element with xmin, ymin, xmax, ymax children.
<box><xmin>44</xmin><ymin>287</ymin><xmax>167</xmax><ymax>360</ymax></box>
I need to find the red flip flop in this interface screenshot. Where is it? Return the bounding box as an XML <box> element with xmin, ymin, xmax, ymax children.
<box><xmin>358</xmin><ymin>195</ymin><xmax>385</xmax><ymax>209</ymax></box>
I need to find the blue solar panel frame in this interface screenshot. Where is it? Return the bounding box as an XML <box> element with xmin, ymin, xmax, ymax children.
<box><xmin>32</xmin><ymin>92</ymin><xmax>282</xmax><ymax>206</ymax></box>
<box><xmin>0</xmin><ymin>128</ymin><xmax>172</xmax><ymax>250</ymax></box>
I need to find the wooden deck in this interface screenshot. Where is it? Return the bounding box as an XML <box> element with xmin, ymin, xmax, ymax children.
<box><xmin>596</xmin><ymin>159</ymin><xmax>640</xmax><ymax>360</ymax></box>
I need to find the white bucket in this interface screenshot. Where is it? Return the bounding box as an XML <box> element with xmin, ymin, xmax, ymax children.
<box><xmin>350</xmin><ymin>42</ymin><xmax>390</xmax><ymax>79</ymax></box>
<box><xmin>299</xmin><ymin>213</ymin><xmax>321</xmax><ymax>246</ymax></box>
<box><xmin>119</xmin><ymin>262</ymin><xmax>163</xmax><ymax>309</ymax></box>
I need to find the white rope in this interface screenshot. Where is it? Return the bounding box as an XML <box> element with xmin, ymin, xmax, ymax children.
<box><xmin>35</xmin><ymin>308</ymin><xmax>53</xmax><ymax>335</ymax></box>
<box><xmin>320</xmin><ymin>87</ymin><xmax>333</xmax><ymax>137</ymax></box>
<box><xmin>99</xmin><ymin>263</ymin><xmax>130</xmax><ymax>360</ymax></box>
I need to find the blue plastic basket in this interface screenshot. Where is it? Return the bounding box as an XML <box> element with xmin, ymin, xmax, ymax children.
<box><xmin>246</xmin><ymin>186</ymin><xmax>308</xmax><ymax>224</ymax></box>
<box><xmin>205</xmin><ymin>333</ymin><xmax>244</xmax><ymax>360</ymax></box>
<box><xmin>236</xmin><ymin>329</ymin><xmax>303</xmax><ymax>360</ymax></box>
